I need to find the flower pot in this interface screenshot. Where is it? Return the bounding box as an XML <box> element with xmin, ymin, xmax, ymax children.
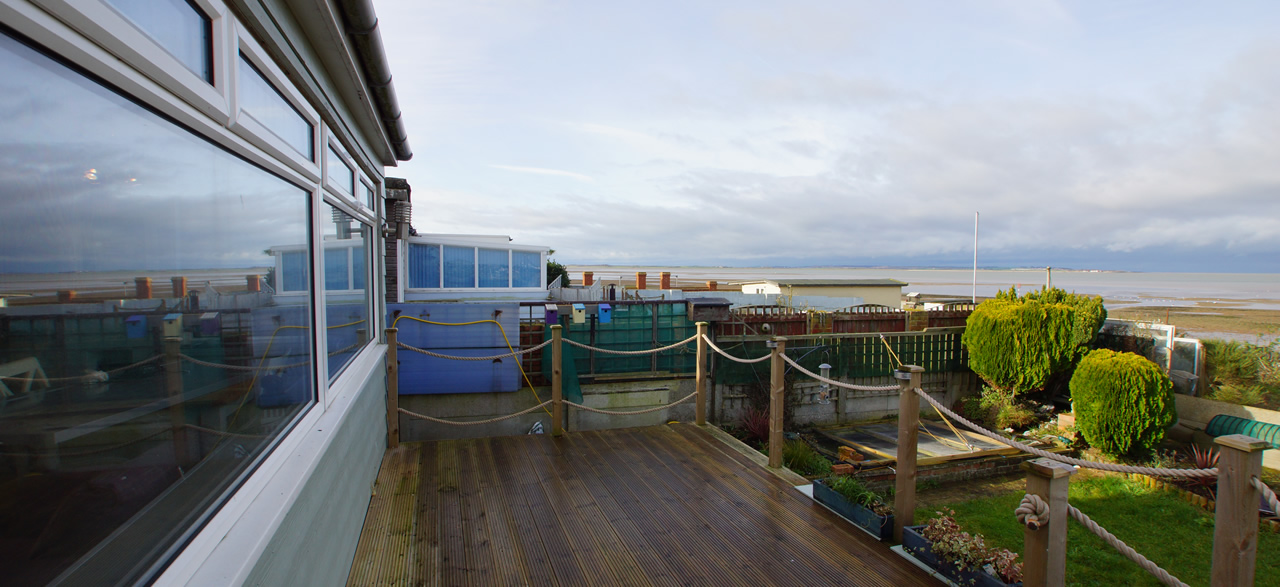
<box><xmin>902</xmin><ymin>526</ymin><xmax>1021</xmax><ymax>587</ymax></box>
<box><xmin>812</xmin><ymin>479</ymin><xmax>894</xmax><ymax>541</ymax></box>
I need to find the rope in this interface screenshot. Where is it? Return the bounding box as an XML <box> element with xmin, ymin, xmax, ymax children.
<box><xmin>913</xmin><ymin>388</ymin><xmax>1218</xmax><ymax>479</ymax></box>
<box><xmin>185</xmin><ymin>423</ymin><xmax>269</xmax><ymax>439</ymax></box>
<box><xmin>396</xmin><ymin>339</ymin><xmax>551</xmax><ymax>361</ymax></box>
<box><xmin>566</xmin><ymin>390</ymin><xmax>698</xmax><ymax>415</ymax></box>
<box><xmin>1068</xmin><ymin>504</ymin><xmax>1189</xmax><ymax>587</ymax></box>
<box><xmin>0</xmin><ymin>354</ymin><xmax>164</xmax><ymax>383</ymax></box>
<box><xmin>701</xmin><ymin>334</ymin><xmax>771</xmax><ymax>364</ymax></box>
<box><xmin>1015</xmin><ymin>493</ymin><xmax>1050</xmax><ymax>530</ymax></box>
<box><xmin>180</xmin><ymin>354</ymin><xmax>310</xmax><ymax>371</ymax></box>
<box><xmin>780</xmin><ymin>354</ymin><xmax>900</xmax><ymax>392</ymax></box>
<box><xmin>562</xmin><ymin>333</ymin><xmax>698</xmax><ymax>355</ymax></box>
<box><xmin>1255</xmin><ymin>477</ymin><xmax>1280</xmax><ymax>515</ymax></box>
<box><xmin>879</xmin><ymin>334</ymin><xmax>904</xmax><ymax>368</ymax></box>
<box><xmin>391</xmin><ymin>316</ymin><xmax>551</xmax><ymax>417</ymax></box>
<box><xmin>398</xmin><ymin>401</ymin><xmax>552</xmax><ymax>426</ymax></box>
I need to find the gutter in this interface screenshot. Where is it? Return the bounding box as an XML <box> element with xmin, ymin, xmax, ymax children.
<box><xmin>336</xmin><ymin>0</ymin><xmax>412</xmax><ymax>161</ymax></box>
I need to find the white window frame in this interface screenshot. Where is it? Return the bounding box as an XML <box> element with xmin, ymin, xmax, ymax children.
<box><xmin>231</xmin><ymin>22</ymin><xmax>321</xmax><ymax>182</ymax></box>
<box><xmin>324</xmin><ymin>136</ymin><xmax>356</xmax><ymax>199</ymax></box>
<box><xmin>33</xmin><ymin>0</ymin><xmax>230</xmax><ymax>123</ymax></box>
<box><xmin>405</xmin><ymin>237</ymin><xmax>549</xmax><ymax>294</ymax></box>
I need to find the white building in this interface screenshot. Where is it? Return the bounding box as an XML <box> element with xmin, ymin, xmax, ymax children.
<box><xmin>0</xmin><ymin>1</ymin><xmax>408</xmax><ymax>584</ymax></box>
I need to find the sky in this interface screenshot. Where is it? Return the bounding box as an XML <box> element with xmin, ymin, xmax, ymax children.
<box><xmin>375</xmin><ymin>0</ymin><xmax>1280</xmax><ymax>273</ymax></box>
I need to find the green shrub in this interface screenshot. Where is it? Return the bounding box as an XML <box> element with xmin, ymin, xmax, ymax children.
<box><xmin>961</xmin><ymin>387</ymin><xmax>1037</xmax><ymax>430</ymax></box>
<box><xmin>962</xmin><ymin>287</ymin><xmax>1106</xmax><ymax>394</ymax></box>
<box><xmin>782</xmin><ymin>439</ymin><xmax>832</xmax><ymax>476</ymax></box>
<box><xmin>823</xmin><ymin>475</ymin><xmax>892</xmax><ymax>515</ymax></box>
<box><xmin>1070</xmin><ymin>349</ymin><xmax>1176</xmax><ymax>457</ymax></box>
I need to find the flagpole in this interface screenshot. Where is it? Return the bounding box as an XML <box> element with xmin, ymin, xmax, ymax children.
<box><xmin>972</xmin><ymin>212</ymin><xmax>979</xmax><ymax>303</ymax></box>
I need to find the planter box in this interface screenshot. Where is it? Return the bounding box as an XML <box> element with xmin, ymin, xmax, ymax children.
<box><xmin>902</xmin><ymin>525</ymin><xmax>1021</xmax><ymax>587</ymax></box>
<box><xmin>812</xmin><ymin>479</ymin><xmax>894</xmax><ymax>541</ymax></box>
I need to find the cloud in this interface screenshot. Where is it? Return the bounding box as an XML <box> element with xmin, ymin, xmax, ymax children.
<box><xmin>489</xmin><ymin>164</ymin><xmax>594</xmax><ymax>182</ymax></box>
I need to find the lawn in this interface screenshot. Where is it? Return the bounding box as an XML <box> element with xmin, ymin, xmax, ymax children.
<box><xmin>915</xmin><ymin>473</ymin><xmax>1280</xmax><ymax>586</ymax></box>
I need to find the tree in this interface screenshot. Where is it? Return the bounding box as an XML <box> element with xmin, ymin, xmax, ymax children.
<box><xmin>1070</xmin><ymin>349</ymin><xmax>1176</xmax><ymax>457</ymax></box>
<box><xmin>546</xmin><ymin>258</ymin><xmax>569</xmax><ymax>287</ymax></box>
<box><xmin>961</xmin><ymin>287</ymin><xmax>1107</xmax><ymax>395</ymax></box>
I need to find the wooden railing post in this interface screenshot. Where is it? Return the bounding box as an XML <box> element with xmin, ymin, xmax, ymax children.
<box><xmin>385</xmin><ymin>328</ymin><xmax>399</xmax><ymax>449</ymax></box>
<box><xmin>893</xmin><ymin>364</ymin><xmax>924</xmax><ymax>542</ymax></box>
<box><xmin>552</xmin><ymin>325</ymin><xmax>564</xmax><ymax>437</ymax></box>
<box><xmin>695</xmin><ymin>322</ymin><xmax>708</xmax><ymax>426</ymax></box>
<box><xmin>1211</xmin><ymin>434</ymin><xmax>1268</xmax><ymax>586</ymax></box>
<box><xmin>768</xmin><ymin>336</ymin><xmax>787</xmax><ymax>468</ymax></box>
<box><xmin>1022</xmin><ymin>458</ymin><xmax>1076</xmax><ymax>587</ymax></box>
<box><xmin>164</xmin><ymin>336</ymin><xmax>191</xmax><ymax>467</ymax></box>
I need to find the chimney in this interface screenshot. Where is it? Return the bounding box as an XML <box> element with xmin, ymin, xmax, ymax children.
<box><xmin>135</xmin><ymin>277</ymin><xmax>152</xmax><ymax>299</ymax></box>
<box><xmin>635</xmin><ymin>272</ymin><xmax>647</xmax><ymax>290</ymax></box>
<box><xmin>583</xmin><ymin>271</ymin><xmax>594</xmax><ymax>286</ymax></box>
<box><xmin>660</xmin><ymin>272</ymin><xmax>671</xmax><ymax>290</ymax></box>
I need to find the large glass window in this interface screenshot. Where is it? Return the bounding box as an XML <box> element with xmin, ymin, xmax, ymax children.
<box><xmin>478</xmin><ymin>248</ymin><xmax>509</xmax><ymax>288</ymax></box>
<box><xmin>442</xmin><ymin>246</ymin><xmax>475</xmax><ymax>288</ymax></box>
<box><xmin>513</xmin><ymin>251</ymin><xmax>542</xmax><ymax>288</ymax></box>
<box><xmin>408</xmin><ymin>243</ymin><xmax>440</xmax><ymax>288</ymax></box>
<box><xmin>0</xmin><ymin>32</ymin><xmax>313</xmax><ymax>585</ymax></box>
<box><xmin>108</xmin><ymin>0</ymin><xmax>212</xmax><ymax>82</ymax></box>
<box><xmin>327</xmin><ymin>144</ymin><xmax>354</xmax><ymax>195</ymax></box>
<box><xmin>238</xmin><ymin>52</ymin><xmax>313</xmax><ymax>159</ymax></box>
<box><xmin>322</xmin><ymin>205</ymin><xmax>371</xmax><ymax>379</ymax></box>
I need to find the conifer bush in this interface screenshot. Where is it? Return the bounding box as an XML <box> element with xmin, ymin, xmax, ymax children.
<box><xmin>961</xmin><ymin>287</ymin><xmax>1106</xmax><ymax>394</ymax></box>
<box><xmin>1069</xmin><ymin>349</ymin><xmax>1176</xmax><ymax>457</ymax></box>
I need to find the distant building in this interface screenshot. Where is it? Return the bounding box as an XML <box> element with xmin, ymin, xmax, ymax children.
<box><xmin>739</xmin><ymin>279</ymin><xmax>908</xmax><ymax>308</ymax></box>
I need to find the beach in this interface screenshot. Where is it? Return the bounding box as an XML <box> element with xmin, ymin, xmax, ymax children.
<box><xmin>570</xmin><ymin>265</ymin><xmax>1280</xmax><ymax>343</ymax></box>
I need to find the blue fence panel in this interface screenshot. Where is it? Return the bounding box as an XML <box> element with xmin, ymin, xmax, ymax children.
<box><xmin>389</xmin><ymin>302</ymin><xmax>520</xmax><ymax>394</ymax></box>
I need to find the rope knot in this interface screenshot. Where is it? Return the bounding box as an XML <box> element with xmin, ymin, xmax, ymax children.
<box><xmin>1015</xmin><ymin>493</ymin><xmax>1050</xmax><ymax>530</ymax></box>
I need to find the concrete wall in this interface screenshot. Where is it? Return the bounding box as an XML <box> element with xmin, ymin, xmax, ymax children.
<box><xmin>785</xmin><ymin>286</ymin><xmax>901</xmax><ymax>308</ymax></box>
<box><xmin>713</xmin><ymin>370</ymin><xmax>982</xmax><ymax>428</ymax></box>
<box><xmin>399</xmin><ymin>378</ymin><xmax>696</xmax><ymax>441</ymax></box>
<box><xmin>244</xmin><ymin>359</ymin><xmax>387</xmax><ymax>586</ymax></box>
<box><xmin>1175</xmin><ymin>394</ymin><xmax>1279</xmax><ymax>470</ymax></box>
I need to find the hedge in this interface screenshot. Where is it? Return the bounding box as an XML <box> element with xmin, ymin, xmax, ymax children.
<box><xmin>1070</xmin><ymin>348</ymin><xmax>1176</xmax><ymax>457</ymax></box>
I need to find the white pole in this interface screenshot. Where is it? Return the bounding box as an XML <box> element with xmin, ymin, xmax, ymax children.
<box><xmin>972</xmin><ymin>212</ymin><xmax>979</xmax><ymax>303</ymax></box>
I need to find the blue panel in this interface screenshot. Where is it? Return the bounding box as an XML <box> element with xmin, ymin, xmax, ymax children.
<box><xmin>352</xmin><ymin>243</ymin><xmax>365</xmax><ymax>289</ymax></box>
<box><xmin>478</xmin><ymin>248</ymin><xmax>509</xmax><ymax>287</ymax></box>
<box><xmin>512</xmin><ymin>251</ymin><xmax>541</xmax><ymax>288</ymax></box>
<box><xmin>250</xmin><ymin>305</ymin><xmax>314</xmax><ymax>407</ymax></box>
<box><xmin>282</xmin><ymin>250</ymin><xmax>308</xmax><ymax>292</ymax></box>
<box><xmin>388</xmin><ymin>303</ymin><xmax>520</xmax><ymax>394</ymax></box>
<box><xmin>407</xmin><ymin>243</ymin><xmax>439</xmax><ymax>288</ymax></box>
<box><xmin>443</xmin><ymin>246</ymin><xmax>475</xmax><ymax>288</ymax></box>
<box><xmin>325</xmin><ymin>302</ymin><xmax>369</xmax><ymax>379</ymax></box>
<box><xmin>324</xmin><ymin>247</ymin><xmax>349</xmax><ymax>290</ymax></box>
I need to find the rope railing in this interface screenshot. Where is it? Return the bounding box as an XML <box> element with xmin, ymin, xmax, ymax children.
<box><xmin>781</xmin><ymin>354</ymin><xmax>901</xmax><ymax>392</ymax></box>
<box><xmin>398</xmin><ymin>401</ymin><xmax>552</xmax><ymax>426</ymax></box>
<box><xmin>1067</xmin><ymin>502</ymin><xmax>1189</xmax><ymax>587</ymax></box>
<box><xmin>396</xmin><ymin>339</ymin><xmax>552</xmax><ymax>361</ymax></box>
<box><xmin>914</xmin><ymin>387</ymin><xmax>1217</xmax><ymax>479</ymax></box>
<box><xmin>701</xmin><ymin>334</ymin><xmax>770</xmax><ymax>364</ymax></box>
<box><xmin>1256</xmin><ymin>477</ymin><xmax>1280</xmax><ymax>515</ymax></box>
<box><xmin>1</xmin><ymin>354</ymin><xmax>164</xmax><ymax>383</ymax></box>
<box><xmin>566</xmin><ymin>390</ymin><xmax>698</xmax><ymax>416</ymax></box>
<box><xmin>1014</xmin><ymin>493</ymin><xmax>1049</xmax><ymax>530</ymax></box>
<box><xmin>562</xmin><ymin>333</ymin><xmax>698</xmax><ymax>355</ymax></box>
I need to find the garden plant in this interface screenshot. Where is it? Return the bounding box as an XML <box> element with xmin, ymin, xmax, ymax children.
<box><xmin>1069</xmin><ymin>348</ymin><xmax>1176</xmax><ymax>457</ymax></box>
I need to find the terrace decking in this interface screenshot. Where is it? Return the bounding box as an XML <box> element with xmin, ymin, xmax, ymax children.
<box><xmin>347</xmin><ymin>423</ymin><xmax>939</xmax><ymax>586</ymax></box>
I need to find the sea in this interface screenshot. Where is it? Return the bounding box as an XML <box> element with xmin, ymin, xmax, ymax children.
<box><xmin>570</xmin><ymin>266</ymin><xmax>1280</xmax><ymax>310</ymax></box>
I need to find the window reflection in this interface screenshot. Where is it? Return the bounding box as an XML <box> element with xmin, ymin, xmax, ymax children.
<box><xmin>108</xmin><ymin>0</ymin><xmax>212</xmax><ymax>82</ymax></box>
<box><xmin>238</xmin><ymin>52</ymin><xmax>313</xmax><ymax>159</ymax></box>
<box><xmin>327</xmin><ymin>145</ymin><xmax>354</xmax><ymax>195</ymax></box>
<box><xmin>322</xmin><ymin>205</ymin><xmax>371</xmax><ymax>379</ymax></box>
<box><xmin>0</xmin><ymin>32</ymin><xmax>312</xmax><ymax>585</ymax></box>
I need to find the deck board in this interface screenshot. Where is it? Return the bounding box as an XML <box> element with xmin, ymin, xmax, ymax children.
<box><xmin>347</xmin><ymin>424</ymin><xmax>941</xmax><ymax>586</ymax></box>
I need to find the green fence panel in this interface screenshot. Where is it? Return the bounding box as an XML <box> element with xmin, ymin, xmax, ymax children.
<box><xmin>713</xmin><ymin>331</ymin><xmax>969</xmax><ymax>386</ymax></box>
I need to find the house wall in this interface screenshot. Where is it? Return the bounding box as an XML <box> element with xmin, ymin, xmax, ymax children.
<box><xmin>1175</xmin><ymin>394</ymin><xmax>1279</xmax><ymax>470</ymax></box>
<box><xmin>243</xmin><ymin>358</ymin><xmax>386</xmax><ymax>586</ymax></box>
<box><xmin>785</xmin><ymin>286</ymin><xmax>902</xmax><ymax>307</ymax></box>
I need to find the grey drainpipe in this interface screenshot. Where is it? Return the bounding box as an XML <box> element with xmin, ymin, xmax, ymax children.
<box><xmin>338</xmin><ymin>0</ymin><xmax>412</xmax><ymax>161</ymax></box>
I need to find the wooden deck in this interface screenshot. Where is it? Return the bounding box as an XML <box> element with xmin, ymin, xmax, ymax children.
<box><xmin>347</xmin><ymin>423</ymin><xmax>940</xmax><ymax>586</ymax></box>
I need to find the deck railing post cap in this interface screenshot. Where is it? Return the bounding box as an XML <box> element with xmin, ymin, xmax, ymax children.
<box><xmin>1023</xmin><ymin>458</ymin><xmax>1077</xmax><ymax>478</ymax></box>
<box><xmin>550</xmin><ymin>324</ymin><xmax>563</xmax><ymax>331</ymax></box>
<box><xmin>1214</xmin><ymin>434</ymin><xmax>1271</xmax><ymax>452</ymax></box>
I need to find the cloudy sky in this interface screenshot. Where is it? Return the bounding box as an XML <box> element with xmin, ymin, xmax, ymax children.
<box><xmin>376</xmin><ymin>0</ymin><xmax>1280</xmax><ymax>273</ymax></box>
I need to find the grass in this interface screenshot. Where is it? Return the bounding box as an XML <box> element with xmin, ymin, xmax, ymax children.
<box><xmin>781</xmin><ymin>439</ymin><xmax>832</xmax><ymax>477</ymax></box>
<box><xmin>915</xmin><ymin>473</ymin><xmax>1280</xmax><ymax>586</ymax></box>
